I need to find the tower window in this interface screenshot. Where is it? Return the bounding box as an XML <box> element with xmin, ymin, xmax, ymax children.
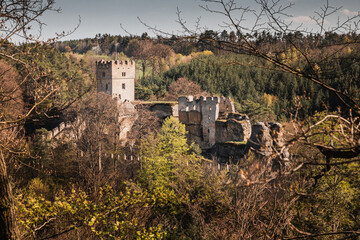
<box><xmin>122</xmin><ymin>83</ymin><xmax>126</xmax><ymax>89</ymax></box>
<box><xmin>102</xmin><ymin>72</ymin><xmax>106</xmax><ymax>77</ymax></box>
<box><xmin>122</xmin><ymin>72</ymin><xmax>126</xmax><ymax>77</ymax></box>
<box><xmin>105</xmin><ymin>84</ymin><xmax>108</xmax><ymax>91</ymax></box>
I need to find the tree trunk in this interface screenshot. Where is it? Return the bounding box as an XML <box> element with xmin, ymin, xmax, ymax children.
<box><xmin>142</xmin><ymin>61</ymin><xmax>146</xmax><ymax>79</ymax></box>
<box><xmin>0</xmin><ymin>151</ymin><xmax>19</xmax><ymax>240</ymax></box>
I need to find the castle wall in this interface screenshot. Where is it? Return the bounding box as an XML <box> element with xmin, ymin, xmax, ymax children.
<box><xmin>179</xmin><ymin>110</ymin><xmax>203</xmax><ymax>147</ymax></box>
<box><xmin>96</xmin><ymin>61</ymin><xmax>113</xmax><ymax>94</ymax></box>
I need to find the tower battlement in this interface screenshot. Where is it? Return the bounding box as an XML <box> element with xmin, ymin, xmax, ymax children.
<box><xmin>96</xmin><ymin>60</ymin><xmax>135</xmax><ymax>68</ymax></box>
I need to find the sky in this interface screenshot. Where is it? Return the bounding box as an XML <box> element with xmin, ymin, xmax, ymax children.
<box><xmin>10</xmin><ymin>0</ymin><xmax>360</xmax><ymax>42</ymax></box>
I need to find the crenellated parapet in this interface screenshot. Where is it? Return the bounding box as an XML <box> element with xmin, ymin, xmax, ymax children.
<box><xmin>47</xmin><ymin>121</ymin><xmax>76</xmax><ymax>140</ymax></box>
<box><xmin>178</xmin><ymin>96</ymin><xmax>219</xmax><ymax>112</ymax></box>
<box><xmin>96</xmin><ymin>59</ymin><xmax>135</xmax><ymax>69</ymax></box>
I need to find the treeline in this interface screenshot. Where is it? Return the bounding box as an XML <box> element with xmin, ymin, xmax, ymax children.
<box><xmin>54</xmin><ymin>31</ymin><xmax>360</xmax><ymax>56</ymax></box>
<box><xmin>137</xmin><ymin>47</ymin><xmax>360</xmax><ymax>121</ymax></box>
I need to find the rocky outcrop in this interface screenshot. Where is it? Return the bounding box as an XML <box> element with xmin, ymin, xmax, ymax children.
<box><xmin>149</xmin><ymin>103</ymin><xmax>174</xmax><ymax>120</ymax></box>
<box><xmin>246</xmin><ymin>121</ymin><xmax>289</xmax><ymax>171</ymax></box>
<box><xmin>211</xmin><ymin>142</ymin><xmax>247</xmax><ymax>164</ymax></box>
<box><xmin>246</xmin><ymin>122</ymin><xmax>273</xmax><ymax>157</ymax></box>
<box><xmin>267</xmin><ymin>122</ymin><xmax>290</xmax><ymax>171</ymax></box>
<box><xmin>215</xmin><ymin>113</ymin><xmax>251</xmax><ymax>144</ymax></box>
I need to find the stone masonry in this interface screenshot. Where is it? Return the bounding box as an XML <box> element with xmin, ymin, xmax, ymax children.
<box><xmin>96</xmin><ymin>60</ymin><xmax>135</xmax><ymax>101</ymax></box>
<box><xmin>178</xmin><ymin>96</ymin><xmax>237</xmax><ymax>149</ymax></box>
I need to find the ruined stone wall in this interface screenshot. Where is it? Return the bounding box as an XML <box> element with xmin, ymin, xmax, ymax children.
<box><xmin>96</xmin><ymin>60</ymin><xmax>135</xmax><ymax>101</ymax></box>
<box><xmin>219</xmin><ymin>97</ymin><xmax>235</xmax><ymax>116</ymax></box>
<box><xmin>47</xmin><ymin>100</ymin><xmax>138</xmax><ymax>147</ymax></box>
<box><xmin>178</xmin><ymin>96</ymin><xmax>220</xmax><ymax>149</ymax></box>
<box><xmin>179</xmin><ymin>110</ymin><xmax>203</xmax><ymax>146</ymax></box>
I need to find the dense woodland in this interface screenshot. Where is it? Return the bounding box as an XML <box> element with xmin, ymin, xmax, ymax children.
<box><xmin>1</xmin><ymin>0</ymin><xmax>360</xmax><ymax>239</ymax></box>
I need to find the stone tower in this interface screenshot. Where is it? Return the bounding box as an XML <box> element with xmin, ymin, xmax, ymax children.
<box><xmin>96</xmin><ymin>60</ymin><xmax>135</xmax><ymax>101</ymax></box>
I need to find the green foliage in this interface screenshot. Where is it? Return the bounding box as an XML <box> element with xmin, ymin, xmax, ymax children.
<box><xmin>86</xmin><ymin>186</ymin><xmax>166</xmax><ymax>239</ymax></box>
<box><xmin>135</xmin><ymin>82</ymin><xmax>154</xmax><ymax>100</ymax></box>
<box><xmin>292</xmin><ymin>167</ymin><xmax>359</xmax><ymax>237</ymax></box>
<box><xmin>138</xmin><ymin>117</ymin><xmax>232</xmax><ymax>238</ymax></box>
<box><xmin>235</xmin><ymin>99</ymin><xmax>276</xmax><ymax>123</ymax></box>
<box><xmin>19</xmin><ymin>44</ymin><xmax>92</xmax><ymax>106</ymax></box>
<box><xmin>138</xmin><ymin>50</ymin><xmax>360</xmax><ymax>119</ymax></box>
<box><xmin>307</xmin><ymin>111</ymin><xmax>355</xmax><ymax>150</ymax></box>
<box><xmin>16</xmin><ymin>181</ymin><xmax>167</xmax><ymax>239</ymax></box>
<box><xmin>139</xmin><ymin>116</ymin><xmax>197</xmax><ymax>189</ymax></box>
<box><xmin>16</xmin><ymin>183</ymin><xmax>91</xmax><ymax>238</ymax></box>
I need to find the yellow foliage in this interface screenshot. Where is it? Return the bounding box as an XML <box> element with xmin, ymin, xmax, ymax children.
<box><xmin>314</xmin><ymin>63</ymin><xmax>321</xmax><ymax>74</ymax></box>
<box><xmin>347</xmin><ymin>47</ymin><xmax>352</xmax><ymax>55</ymax></box>
<box><xmin>261</xmin><ymin>93</ymin><xmax>278</xmax><ymax>107</ymax></box>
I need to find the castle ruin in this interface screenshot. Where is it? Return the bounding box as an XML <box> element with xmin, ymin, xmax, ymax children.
<box><xmin>178</xmin><ymin>96</ymin><xmax>250</xmax><ymax>149</ymax></box>
<box><xmin>96</xmin><ymin>60</ymin><xmax>135</xmax><ymax>101</ymax></box>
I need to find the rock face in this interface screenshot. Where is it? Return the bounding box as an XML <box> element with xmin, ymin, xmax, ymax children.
<box><xmin>149</xmin><ymin>103</ymin><xmax>174</xmax><ymax>120</ymax></box>
<box><xmin>215</xmin><ymin>113</ymin><xmax>251</xmax><ymax>144</ymax></box>
<box><xmin>245</xmin><ymin>121</ymin><xmax>290</xmax><ymax>171</ymax></box>
<box><xmin>211</xmin><ymin>142</ymin><xmax>247</xmax><ymax>164</ymax></box>
<box><xmin>247</xmin><ymin>122</ymin><xmax>273</xmax><ymax>157</ymax></box>
<box><xmin>267</xmin><ymin>122</ymin><xmax>290</xmax><ymax>171</ymax></box>
<box><xmin>268</xmin><ymin>122</ymin><xmax>285</xmax><ymax>148</ymax></box>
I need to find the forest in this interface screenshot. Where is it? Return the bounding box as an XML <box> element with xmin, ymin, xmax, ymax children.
<box><xmin>1</xmin><ymin>0</ymin><xmax>360</xmax><ymax>239</ymax></box>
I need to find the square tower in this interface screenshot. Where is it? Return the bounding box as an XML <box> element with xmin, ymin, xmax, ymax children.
<box><xmin>96</xmin><ymin>60</ymin><xmax>135</xmax><ymax>101</ymax></box>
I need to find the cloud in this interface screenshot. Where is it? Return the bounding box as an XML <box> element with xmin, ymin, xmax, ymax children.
<box><xmin>342</xmin><ymin>9</ymin><xmax>358</xmax><ymax>17</ymax></box>
<box><xmin>287</xmin><ymin>16</ymin><xmax>315</xmax><ymax>24</ymax></box>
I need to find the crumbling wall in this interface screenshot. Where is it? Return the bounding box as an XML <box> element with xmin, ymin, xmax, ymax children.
<box><xmin>179</xmin><ymin>110</ymin><xmax>203</xmax><ymax>146</ymax></box>
<box><xmin>149</xmin><ymin>103</ymin><xmax>174</xmax><ymax>120</ymax></box>
<box><xmin>178</xmin><ymin>96</ymin><xmax>220</xmax><ymax>149</ymax></box>
<box><xmin>219</xmin><ymin>97</ymin><xmax>235</xmax><ymax>116</ymax></box>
